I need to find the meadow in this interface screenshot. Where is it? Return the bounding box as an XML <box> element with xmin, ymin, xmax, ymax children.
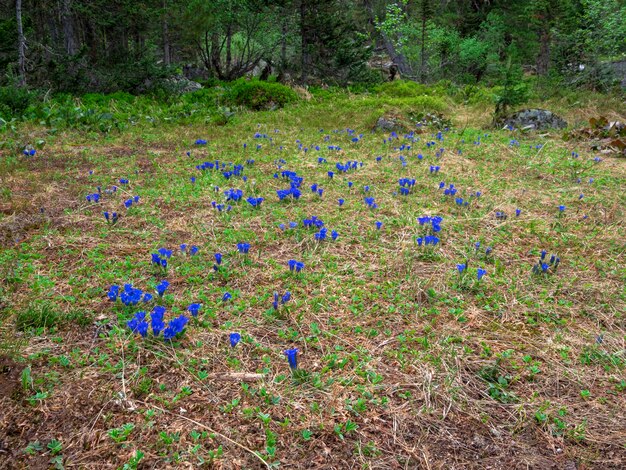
<box><xmin>0</xmin><ymin>85</ymin><xmax>625</xmax><ymax>469</ymax></box>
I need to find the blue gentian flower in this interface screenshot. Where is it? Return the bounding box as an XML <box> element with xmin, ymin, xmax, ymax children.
<box><xmin>540</xmin><ymin>250</ymin><xmax>547</xmax><ymax>260</ymax></box>
<box><xmin>272</xmin><ymin>292</ymin><xmax>279</xmax><ymax>310</ymax></box>
<box><xmin>246</xmin><ymin>197</ymin><xmax>264</xmax><ymax>208</ymax></box>
<box><xmin>515</xmin><ymin>209</ymin><xmax>521</xmax><ymax>217</ymax></box>
<box><xmin>281</xmin><ymin>291</ymin><xmax>291</xmax><ymax>304</ymax></box>
<box><xmin>191</xmin><ymin>177</ymin><xmax>196</xmax><ymax>184</ymax></box>
<box><xmin>158</xmin><ymin>248</ymin><xmax>173</xmax><ymax>259</ymax></box>
<box><xmin>180</xmin><ymin>244</ymin><xmax>187</xmax><ymax>253</ymax></box>
<box><xmin>163</xmin><ymin>315</ymin><xmax>189</xmax><ymax>340</ymax></box>
<box><xmin>364</xmin><ymin>185</ymin><xmax>370</xmax><ymax>192</ymax></box>
<box><xmin>107</xmin><ymin>285</ymin><xmax>120</xmax><ymax>301</ymax></box>
<box><xmin>485</xmin><ymin>247</ymin><xmax>492</xmax><ymax>256</ymax></box>
<box><xmin>279</xmin><ymin>223</ymin><xmax>286</xmax><ymax>231</ymax></box>
<box><xmin>457</xmin><ymin>264</ymin><xmax>467</xmax><ymax>274</ymax></box>
<box><xmin>288</xmin><ymin>260</ymin><xmax>304</xmax><ymax>272</ymax></box>
<box><xmin>188</xmin><ymin>303</ymin><xmax>201</xmax><ymax>317</ymax></box>
<box><xmin>222</xmin><ymin>292</ymin><xmax>232</xmax><ymax>302</ymax></box>
<box><xmin>284</xmin><ymin>348</ymin><xmax>299</xmax><ymax>369</ymax></box>
<box><xmin>375</xmin><ymin>221</ymin><xmax>382</xmax><ymax>230</ymax></box>
<box><xmin>151</xmin><ymin>306</ymin><xmax>166</xmax><ymax>336</ymax></box>
<box><xmin>156</xmin><ymin>280</ymin><xmax>169</xmax><ymax>297</ymax></box>
<box><xmin>125</xmin><ymin>198</ymin><xmax>134</xmax><ymax>208</ymax></box>
<box><xmin>477</xmin><ymin>268</ymin><xmax>486</xmax><ymax>280</ymax></box>
<box><xmin>119</xmin><ymin>178</ymin><xmax>129</xmax><ymax>185</ymax></box>
<box><xmin>331</xmin><ymin>230</ymin><xmax>339</xmax><ymax>240</ymax></box>
<box><xmin>190</xmin><ymin>246</ymin><xmax>199</xmax><ymax>256</ymax></box>
<box><xmin>289</xmin><ymin>222</ymin><xmax>298</xmax><ymax>229</ymax></box>
<box><xmin>328</xmin><ymin>171</ymin><xmax>334</xmax><ymax>179</ymax></box>
<box><xmin>215</xmin><ymin>253</ymin><xmax>222</xmax><ymax>265</ymax></box>
<box><xmin>237</xmin><ymin>243</ymin><xmax>250</xmax><ymax>254</ymax></box>
<box><xmin>195</xmin><ymin>139</ymin><xmax>208</xmax><ymax>145</ymax></box>
<box><xmin>230</xmin><ymin>332</ymin><xmax>241</xmax><ymax>347</ymax></box>
<box><xmin>558</xmin><ymin>205</ymin><xmax>566</xmax><ymax>212</ymax></box>
<box><xmin>338</xmin><ymin>199</ymin><xmax>344</xmax><ymax>206</ymax></box>
<box><xmin>348</xmin><ymin>181</ymin><xmax>353</xmax><ymax>188</ymax></box>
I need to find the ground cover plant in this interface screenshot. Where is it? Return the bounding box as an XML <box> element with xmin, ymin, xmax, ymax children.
<box><xmin>0</xmin><ymin>89</ymin><xmax>625</xmax><ymax>469</ymax></box>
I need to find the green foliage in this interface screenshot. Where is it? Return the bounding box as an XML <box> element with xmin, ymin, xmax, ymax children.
<box><xmin>374</xmin><ymin>80</ymin><xmax>430</xmax><ymax>97</ymax></box>
<box><xmin>0</xmin><ymin>87</ymin><xmax>40</xmax><ymax>119</ymax></box>
<box><xmin>227</xmin><ymin>79</ymin><xmax>298</xmax><ymax>110</ymax></box>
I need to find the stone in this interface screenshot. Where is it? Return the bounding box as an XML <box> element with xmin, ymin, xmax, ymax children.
<box><xmin>500</xmin><ymin>109</ymin><xmax>568</xmax><ymax>131</ymax></box>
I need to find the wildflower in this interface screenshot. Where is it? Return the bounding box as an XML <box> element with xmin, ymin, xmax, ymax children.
<box><xmin>127</xmin><ymin>311</ymin><xmax>148</xmax><ymax>337</ymax></box>
<box><xmin>540</xmin><ymin>250</ymin><xmax>547</xmax><ymax>260</ymax></box>
<box><xmin>375</xmin><ymin>221</ymin><xmax>383</xmax><ymax>230</ymax></box>
<box><xmin>156</xmin><ymin>280</ymin><xmax>169</xmax><ymax>297</ymax></box>
<box><xmin>288</xmin><ymin>259</ymin><xmax>304</xmax><ymax>272</ymax></box>
<box><xmin>328</xmin><ymin>171</ymin><xmax>334</xmax><ymax>179</ymax></box>
<box><xmin>558</xmin><ymin>205</ymin><xmax>566</xmax><ymax>212</ymax></box>
<box><xmin>485</xmin><ymin>247</ymin><xmax>493</xmax><ymax>256</ymax></box>
<box><xmin>364</xmin><ymin>185</ymin><xmax>370</xmax><ymax>192</ymax></box>
<box><xmin>282</xmin><ymin>291</ymin><xmax>291</xmax><ymax>304</ymax></box>
<box><xmin>477</xmin><ymin>268</ymin><xmax>486</xmax><ymax>280</ymax></box>
<box><xmin>246</xmin><ymin>197</ymin><xmax>264</xmax><ymax>208</ymax></box>
<box><xmin>279</xmin><ymin>223</ymin><xmax>286</xmax><ymax>231</ymax></box>
<box><xmin>107</xmin><ymin>285</ymin><xmax>120</xmax><ymax>301</ymax></box>
<box><xmin>284</xmin><ymin>348</ymin><xmax>299</xmax><ymax>369</ymax></box>
<box><xmin>163</xmin><ymin>315</ymin><xmax>189</xmax><ymax>340</ymax></box>
<box><xmin>158</xmin><ymin>248</ymin><xmax>173</xmax><ymax>259</ymax></box>
<box><xmin>457</xmin><ymin>263</ymin><xmax>467</xmax><ymax>274</ymax></box>
<box><xmin>191</xmin><ymin>177</ymin><xmax>196</xmax><ymax>184</ymax></box>
<box><xmin>237</xmin><ymin>243</ymin><xmax>250</xmax><ymax>254</ymax></box>
<box><xmin>331</xmin><ymin>230</ymin><xmax>339</xmax><ymax>241</ymax></box>
<box><xmin>230</xmin><ymin>332</ymin><xmax>241</xmax><ymax>347</ymax></box>
<box><xmin>151</xmin><ymin>306</ymin><xmax>166</xmax><ymax>336</ymax></box>
<box><xmin>222</xmin><ymin>292</ymin><xmax>232</xmax><ymax>302</ymax></box>
<box><xmin>215</xmin><ymin>253</ymin><xmax>222</xmax><ymax>265</ymax></box>
<box><xmin>289</xmin><ymin>222</ymin><xmax>298</xmax><ymax>229</ymax></box>
<box><xmin>338</xmin><ymin>199</ymin><xmax>344</xmax><ymax>206</ymax></box>
<box><xmin>515</xmin><ymin>209</ymin><xmax>521</xmax><ymax>217</ymax></box>
<box><xmin>119</xmin><ymin>178</ymin><xmax>129</xmax><ymax>185</ymax></box>
<box><xmin>180</xmin><ymin>244</ymin><xmax>187</xmax><ymax>253</ymax></box>
<box><xmin>143</xmin><ymin>293</ymin><xmax>153</xmax><ymax>302</ymax></box>
<box><xmin>348</xmin><ymin>181</ymin><xmax>353</xmax><ymax>188</ymax></box>
<box><xmin>188</xmin><ymin>303</ymin><xmax>201</xmax><ymax>317</ymax></box>
<box><xmin>195</xmin><ymin>139</ymin><xmax>208</xmax><ymax>145</ymax></box>
<box><xmin>272</xmin><ymin>292</ymin><xmax>279</xmax><ymax>310</ymax></box>
<box><xmin>190</xmin><ymin>246</ymin><xmax>199</xmax><ymax>256</ymax></box>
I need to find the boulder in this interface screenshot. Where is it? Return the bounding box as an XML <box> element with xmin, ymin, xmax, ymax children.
<box><xmin>500</xmin><ymin>109</ymin><xmax>567</xmax><ymax>131</ymax></box>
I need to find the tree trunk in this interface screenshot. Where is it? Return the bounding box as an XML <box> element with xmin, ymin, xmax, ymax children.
<box><xmin>226</xmin><ymin>23</ymin><xmax>232</xmax><ymax>78</ymax></box>
<box><xmin>300</xmin><ymin>0</ymin><xmax>310</xmax><ymax>84</ymax></box>
<box><xmin>363</xmin><ymin>0</ymin><xmax>412</xmax><ymax>77</ymax></box>
<box><xmin>279</xmin><ymin>16</ymin><xmax>288</xmax><ymax>77</ymax></box>
<box><xmin>61</xmin><ymin>0</ymin><xmax>77</xmax><ymax>56</ymax></box>
<box><xmin>162</xmin><ymin>0</ymin><xmax>171</xmax><ymax>65</ymax></box>
<box><xmin>420</xmin><ymin>13</ymin><xmax>427</xmax><ymax>82</ymax></box>
<box><xmin>16</xmin><ymin>0</ymin><xmax>26</xmax><ymax>86</ymax></box>
<box><xmin>536</xmin><ymin>29</ymin><xmax>550</xmax><ymax>75</ymax></box>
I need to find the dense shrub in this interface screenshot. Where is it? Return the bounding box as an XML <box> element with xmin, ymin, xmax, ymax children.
<box><xmin>0</xmin><ymin>87</ymin><xmax>40</xmax><ymax>119</ymax></box>
<box><xmin>374</xmin><ymin>80</ymin><xmax>431</xmax><ymax>97</ymax></box>
<box><xmin>227</xmin><ymin>79</ymin><xmax>298</xmax><ymax>110</ymax></box>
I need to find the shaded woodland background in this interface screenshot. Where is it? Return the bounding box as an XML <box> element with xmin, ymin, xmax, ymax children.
<box><xmin>1</xmin><ymin>0</ymin><xmax>625</xmax><ymax>94</ymax></box>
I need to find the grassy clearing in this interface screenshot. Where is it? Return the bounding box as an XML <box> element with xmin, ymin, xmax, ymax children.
<box><xmin>0</xmin><ymin>91</ymin><xmax>625</xmax><ymax>469</ymax></box>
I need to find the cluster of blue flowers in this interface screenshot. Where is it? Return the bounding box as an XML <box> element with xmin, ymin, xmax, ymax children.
<box><xmin>103</xmin><ymin>211</ymin><xmax>119</xmax><ymax>224</ymax></box>
<box><xmin>246</xmin><ymin>197</ymin><xmax>264</xmax><ymax>207</ymax></box>
<box><xmin>108</xmin><ymin>284</ymin><xmax>153</xmax><ymax>306</ymax></box>
<box><xmin>124</xmin><ymin>196</ymin><xmax>140</xmax><ymax>208</ymax></box>
<box><xmin>237</xmin><ymin>243</ymin><xmax>250</xmax><ymax>254</ymax></box>
<box><xmin>272</xmin><ymin>291</ymin><xmax>291</xmax><ymax>310</ymax></box>
<box><xmin>532</xmin><ymin>250</ymin><xmax>561</xmax><ymax>274</ymax></box>
<box><xmin>288</xmin><ymin>259</ymin><xmax>305</xmax><ymax>272</ymax></box>
<box><xmin>127</xmin><ymin>306</ymin><xmax>189</xmax><ymax>340</ymax></box>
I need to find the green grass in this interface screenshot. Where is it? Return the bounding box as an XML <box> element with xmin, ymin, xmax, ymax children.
<box><xmin>0</xmin><ymin>88</ymin><xmax>624</xmax><ymax>468</ymax></box>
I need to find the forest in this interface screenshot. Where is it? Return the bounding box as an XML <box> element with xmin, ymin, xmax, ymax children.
<box><xmin>1</xmin><ymin>0</ymin><xmax>625</xmax><ymax>93</ymax></box>
<box><xmin>0</xmin><ymin>1</ymin><xmax>625</xmax><ymax>469</ymax></box>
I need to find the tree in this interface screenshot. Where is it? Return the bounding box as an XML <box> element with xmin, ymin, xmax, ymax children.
<box><xmin>16</xmin><ymin>0</ymin><xmax>26</xmax><ymax>86</ymax></box>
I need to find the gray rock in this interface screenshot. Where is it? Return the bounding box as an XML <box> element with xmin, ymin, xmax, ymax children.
<box><xmin>501</xmin><ymin>109</ymin><xmax>567</xmax><ymax>131</ymax></box>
